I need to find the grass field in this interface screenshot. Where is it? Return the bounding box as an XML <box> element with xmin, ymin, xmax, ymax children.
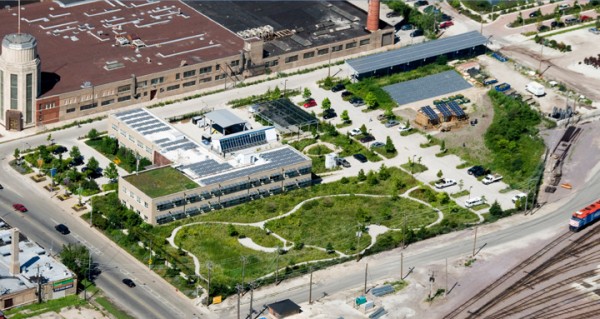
<box><xmin>123</xmin><ymin>166</ymin><xmax>198</xmax><ymax>198</ymax></box>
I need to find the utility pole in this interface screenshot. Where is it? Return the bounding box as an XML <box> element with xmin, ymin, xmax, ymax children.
<box><xmin>472</xmin><ymin>227</ymin><xmax>478</xmax><ymax>258</ymax></box>
<box><xmin>206</xmin><ymin>262</ymin><xmax>212</xmax><ymax>307</ymax></box>
<box><xmin>356</xmin><ymin>223</ymin><xmax>362</xmax><ymax>256</ymax></box>
<box><xmin>364</xmin><ymin>263</ymin><xmax>368</xmax><ymax>294</ymax></box>
<box><xmin>275</xmin><ymin>249</ymin><xmax>280</xmax><ymax>283</ymax></box>
<box><xmin>86</xmin><ymin>250</ymin><xmax>92</xmax><ymax>301</ymax></box>
<box><xmin>241</xmin><ymin>256</ymin><xmax>247</xmax><ymax>291</ymax></box>
<box><xmin>236</xmin><ymin>284</ymin><xmax>242</xmax><ymax>319</ymax></box>
<box><xmin>429</xmin><ymin>270</ymin><xmax>435</xmax><ymax>299</ymax></box>
<box><xmin>538</xmin><ymin>44</ymin><xmax>544</xmax><ymax>74</ymax></box>
<box><xmin>445</xmin><ymin>258</ymin><xmax>448</xmax><ymax>298</ymax></box>
<box><xmin>400</xmin><ymin>252</ymin><xmax>404</xmax><ymax>280</ymax></box>
<box><xmin>309</xmin><ymin>267</ymin><xmax>313</xmax><ymax>304</ymax></box>
<box><xmin>402</xmin><ymin>212</ymin><xmax>407</xmax><ymax>249</ymax></box>
<box><xmin>248</xmin><ymin>282</ymin><xmax>255</xmax><ymax>318</ymax></box>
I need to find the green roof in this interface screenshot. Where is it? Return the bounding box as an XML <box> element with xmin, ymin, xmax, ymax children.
<box><xmin>124</xmin><ymin>166</ymin><xmax>198</xmax><ymax>198</ymax></box>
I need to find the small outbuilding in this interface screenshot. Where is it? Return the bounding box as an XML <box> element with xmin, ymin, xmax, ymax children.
<box><xmin>266</xmin><ymin>299</ymin><xmax>301</xmax><ymax>318</ymax></box>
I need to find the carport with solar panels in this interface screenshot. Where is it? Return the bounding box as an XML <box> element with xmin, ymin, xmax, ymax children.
<box><xmin>254</xmin><ymin>98</ymin><xmax>319</xmax><ymax>135</ymax></box>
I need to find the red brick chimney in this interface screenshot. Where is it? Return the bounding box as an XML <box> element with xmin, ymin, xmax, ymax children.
<box><xmin>366</xmin><ymin>0</ymin><xmax>381</xmax><ymax>32</ymax></box>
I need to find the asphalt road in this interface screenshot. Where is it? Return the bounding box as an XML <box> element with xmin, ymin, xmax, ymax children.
<box><xmin>0</xmin><ymin>122</ymin><xmax>204</xmax><ymax>319</ymax></box>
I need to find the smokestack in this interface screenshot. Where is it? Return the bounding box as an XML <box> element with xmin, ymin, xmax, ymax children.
<box><xmin>10</xmin><ymin>228</ymin><xmax>20</xmax><ymax>276</ymax></box>
<box><xmin>366</xmin><ymin>0</ymin><xmax>381</xmax><ymax>32</ymax></box>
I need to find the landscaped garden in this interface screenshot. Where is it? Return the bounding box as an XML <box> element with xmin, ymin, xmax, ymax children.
<box><xmin>123</xmin><ymin>166</ymin><xmax>199</xmax><ymax>198</ymax></box>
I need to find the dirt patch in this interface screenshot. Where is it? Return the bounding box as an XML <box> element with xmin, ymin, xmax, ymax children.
<box><xmin>28</xmin><ymin>306</ymin><xmax>109</xmax><ymax>319</ymax></box>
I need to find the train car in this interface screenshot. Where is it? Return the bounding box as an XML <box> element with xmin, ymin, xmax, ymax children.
<box><xmin>569</xmin><ymin>200</ymin><xmax>600</xmax><ymax>232</ymax></box>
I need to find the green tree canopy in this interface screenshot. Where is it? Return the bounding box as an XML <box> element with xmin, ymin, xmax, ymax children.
<box><xmin>59</xmin><ymin>244</ymin><xmax>92</xmax><ymax>282</ymax></box>
<box><xmin>322</xmin><ymin>98</ymin><xmax>332</xmax><ymax>110</ymax></box>
<box><xmin>104</xmin><ymin>162</ymin><xmax>119</xmax><ymax>182</ymax></box>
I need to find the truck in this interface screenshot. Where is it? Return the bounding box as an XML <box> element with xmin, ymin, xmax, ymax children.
<box><xmin>526</xmin><ymin>82</ymin><xmax>545</xmax><ymax>97</ymax></box>
<box><xmin>435</xmin><ymin>178</ymin><xmax>457</xmax><ymax>189</ymax></box>
<box><xmin>482</xmin><ymin>174</ymin><xmax>503</xmax><ymax>185</ymax></box>
<box><xmin>494</xmin><ymin>83</ymin><xmax>511</xmax><ymax>92</ymax></box>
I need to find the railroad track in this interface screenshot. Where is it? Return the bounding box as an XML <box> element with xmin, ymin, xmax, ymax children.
<box><xmin>445</xmin><ymin>221</ymin><xmax>600</xmax><ymax>319</ymax></box>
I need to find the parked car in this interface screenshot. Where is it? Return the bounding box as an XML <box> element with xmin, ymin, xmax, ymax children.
<box><xmin>370</xmin><ymin>141</ymin><xmax>385</xmax><ymax>148</ymax></box>
<box><xmin>341</xmin><ymin>91</ymin><xmax>353</xmax><ymax>98</ymax></box>
<box><xmin>353</xmin><ymin>154</ymin><xmax>368</xmax><ymax>163</ymax></box>
<box><xmin>55</xmin><ymin>224</ymin><xmax>70</xmax><ymax>235</ymax></box>
<box><xmin>589</xmin><ymin>28</ymin><xmax>600</xmax><ymax>35</ymax></box>
<box><xmin>414</xmin><ymin>0</ymin><xmax>429</xmax><ymax>7</ymax></box>
<box><xmin>0</xmin><ymin>184</ymin><xmax>3</xmax><ymax>189</ymax></box>
<box><xmin>537</xmin><ymin>24</ymin><xmax>550</xmax><ymax>32</ymax></box>
<box><xmin>377</xmin><ymin>114</ymin><xmax>388</xmax><ymax>121</ymax></box>
<box><xmin>439</xmin><ymin>21</ymin><xmax>454</xmax><ymax>29</ymax></box>
<box><xmin>465</xmin><ymin>197</ymin><xmax>485</xmax><ymax>208</ymax></box>
<box><xmin>410</xmin><ymin>29</ymin><xmax>424</xmax><ymax>37</ymax></box>
<box><xmin>435</xmin><ymin>178</ymin><xmax>457</xmax><ymax>189</ymax></box>
<box><xmin>13</xmin><ymin>203</ymin><xmax>27</xmax><ymax>213</ymax></box>
<box><xmin>467</xmin><ymin>165</ymin><xmax>489</xmax><ymax>177</ymax></box>
<box><xmin>482</xmin><ymin>173</ymin><xmax>503</xmax><ymax>185</ymax></box>
<box><xmin>386</xmin><ymin>11</ymin><xmax>401</xmax><ymax>18</ymax></box>
<box><xmin>551</xmin><ymin>21</ymin><xmax>565</xmax><ymax>28</ymax></box>
<box><xmin>359</xmin><ymin>135</ymin><xmax>375</xmax><ymax>143</ymax></box>
<box><xmin>331</xmin><ymin>83</ymin><xmax>345</xmax><ymax>92</ymax></box>
<box><xmin>303</xmin><ymin>99</ymin><xmax>317</xmax><ymax>108</ymax></box>
<box><xmin>122</xmin><ymin>278</ymin><xmax>136</xmax><ymax>288</ymax></box>
<box><xmin>529</xmin><ymin>11</ymin><xmax>540</xmax><ymax>18</ymax></box>
<box><xmin>400</xmin><ymin>24</ymin><xmax>414</xmax><ymax>31</ymax></box>
<box><xmin>349</xmin><ymin>97</ymin><xmax>365</xmax><ymax>106</ymax></box>
<box><xmin>385</xmin><ymin>120</ymin><xmax>400</xmax><ymax>128</ymax></box>
<box><xmin>52</xmin><ymin>146</ymin><xmax>68</xmax><ymax>155</ymax></box>
<box><xmin>512</xmin><ymin>193</ymin><xmax>527</xmax><ymax>204</ymax></box>
<box><xmin>564</xmin><ymin>17</ymin><xmax>578</xmax><ymax>24</ymax></box>
<box><xmin>398</xmin><ymin>124</ymin><xmax>412</xmax><ymax>132</ymax></box>
<box><xmin>580</xmin><ymin>15</ymin><xmax>592</xmax><ymax>22</ymax></box>
<box><xmin>337</xmin><ymin>158</ymin><xmax>351</xmax><ymax>168</ymax></box>
<box><xmin>559</xmin><ymin>4</ymin><xmax>570</xmax><ymax>10</ymax></box>
<box><xmin>349</xmin><ymin>128</ymin><xmax>362</xmax><ymax>136</ymax></box>
<box><xmin>441</xmin><ymin>13</ymin><xmax>453</xmax><ymax>21</ymax></box>
<box><xmin>323</xmin><ymin>109</ymin><xmax>337</xmax><ymax>119</ymax></box>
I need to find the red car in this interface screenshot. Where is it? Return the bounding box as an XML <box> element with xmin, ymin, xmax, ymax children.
<box><xmin>303</xmin><ymin>99</ymin><xmax>317</xmax><ymax>108</ymax></box>
<box><xmin>13</xmin><ymin>204</ymin><xmax>27</xmax><ymax>213</ymax></box>
<box><xmin>580</xmin><ymin>15</ymin><xmax>592</xmax><ymax>22</ymax></box>
<box><xmin>439</xmin><ymin>21</ymin><xmax>454</xmax><ymax>29</ymax></box>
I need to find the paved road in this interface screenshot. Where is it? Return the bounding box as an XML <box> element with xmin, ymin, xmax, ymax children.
<box><xmin>0</xmin><ymin>123</ymin><xmax>207</xmax><ymax>319</ymax></box>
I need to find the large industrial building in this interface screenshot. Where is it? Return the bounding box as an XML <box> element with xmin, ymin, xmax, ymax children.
<box><xmin>110</xmin><ymin>108</ymin><xmax>312</xmax><ymax>224</ymax></box>
<box><xmin>0</xmin><ymin>227</ymin><xmax>76</xmax><ymax>310</ymax></box>
<box><xmin>0</xmin><ymin>0</ymin><xmax>393</xmax><ymax>130</ymax></box>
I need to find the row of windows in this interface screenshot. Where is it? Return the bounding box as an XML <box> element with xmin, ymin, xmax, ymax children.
<box><xmin>112</xmin><ymin>125</ymin><xmax>153</xmax><ymax>155</ymax></box>
<box><xmin>285</xmin><ymin>39</ymin><xmax>370</xmax><ymax>64</ymax></box>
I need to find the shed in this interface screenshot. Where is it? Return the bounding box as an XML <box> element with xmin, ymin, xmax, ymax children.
<box><xmin>267</xmin><ymin>299</ymin><xmax>301</xmax><ymax>318</ymax></box>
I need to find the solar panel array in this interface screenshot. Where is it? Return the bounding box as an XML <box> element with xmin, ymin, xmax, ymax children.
<box><xmin>436</xmin><ymin>103</ymin><xmax>452</xmax><ymax>121</ymax></box>
<box><xmin>347</xmin><ymin>31</ymin><xmax>488</xmax><ymax>75</ymax></box>
<box><xmin>199</xmin><ymin>148</ymin><xmax>308</xmax><ymax>186</ymax></box>
<box><xmin>448</xmin><ymin>101</ymin><xmax>466</xmax><ymax>118</ymax></box>
<box><xmin>180</xmin><ymin>159</ymin><xmax>233</xmax><ymax>179</ymax></box>
<box><xmin>382</xmin><ymin>71</ymin><xmax>473</xmax><ymax>106</ymax></box>
<box><xmin>218</xmin><ymin>129</ymin><xmax>267</xmax><ymax>154</ymax></box>
<box><xmin>421</xmin><ymin>106</ymin><xmax>439</xmax><ymax>123</ymax></box>
<box><xmin>256</xmin><ymin>99</ymin><xmax>318</xmax><ymax>131</ymax></box>
<box><xmin>115</xmin><ymin>108</ymin><xmax>172</xmax><ymax>136</ymax></box>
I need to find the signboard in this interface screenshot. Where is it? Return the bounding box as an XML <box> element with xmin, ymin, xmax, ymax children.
<box><xmin>37</xmin><ymin>158</ymin><xmax>43</xmax><ymax>168</ymax></box>
<box><xmin>212</xmin><ymin>296</ymin><xmax>222</xmax><ymax>304</ymax></box>
<box><xmin>113</xmin><ymin>157</ymin><xmax>121</xmax><ymax>165</ymax></box>
<box><xmin>50</xmin><ymin>168</ymin><xmax>57</xmax><ymax>177</ymax></box>
<box><xmin>53</xmin><ymin>278</ymin><xmax>74</xmax><ymax>292</ymax></box>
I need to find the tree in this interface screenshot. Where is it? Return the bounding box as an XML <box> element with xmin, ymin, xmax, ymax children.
<box><xmin>87</xmin><ymin>128</ymin><xmax>100</xmax><ymax>140</ymax></box>
<box><xmin>104</xmin><ymin>162</ymin><xmax>119</xmax><ymax>182</ymax></box>
<box><xmin>384</xmin><ymin>108</ymin><xmax>395</xmax><ymax>119</ymax></box>
<box><xmin>87</xmin><ymin>157</ymin><xmax>99</xmax><ymax>173</ymax></box>
<box><xmin>489</xmin><ymin>200</ymin><xmax>504</xmax><ymax>217</ymax></box>
<box><xmin>323</xmin><ymin>76</ymin><xmax>334</xmax><ymax>88</ymax></box>
<box><xmin>271</xmin><ymin>86</ymin><xmax>281</xmax><ymax>100</ymax></box>
<box><xmin>440</xmin><ymin>140</ymin><xmax>446</xmax><ymax>151</ymax></box>
<box><xmin>360</xmin><ymin>124</ymin><xmax>368</xmax><ymax>135</ymax></box>
<box><xmin>341</xmin><ymin>110</ymin><xmax>350</xmax><ymax>122</ymax></box>
<box><xmin>458</xmin><ymin>179</ymin><xmax>464</xmax><ymax>191</ymax></box>
<box><xmin>59</xmin><ymin>244</ymin><xmax>92</xmax><ymax>282</ymax></box>
<box><xmin>322</xmin><ymin>97</ymin><xmax>331</xmax><ymax>110</ymax></box>
<box><xmin>367</xmin><ymin>170</ymin><xmax>379</xmax><ymax>185</ymax></box>
<box><xmin>13</xmin><ymin>148</ymin><xmax>20</xmax><ymax>161</ymax></box>
<box><xmin>70</xmin><ymin>146</ymin><xmax>82</xmax><ymax>162</ymax></box>
<box><xmin>46</xmin><ymin>133</ymin><xmax>53</xmax><ymax>145</ymax></box>
<box><xmin>357</xmin><ymin>169</ymin><xmax>366</xmax><ymax>181</ymax></box>
<box><xmin>385</xmin><ymin>136</ymin><xmax>396</xmax><ymax>153</ymax></box>
<box><xmin>365</xmin><ymin>92</ymin><xmax>377</xmax><ymax>109</ymax></box>
<box><xmin>378</xmin><ymin>164</ymin><xmax>390</xmax><ymax>180</ymax></box>
<box><xmin>437</xmin><ymin>169</ymin><xmax>443</xmax><ymax>178</ymax></box>
<box><xmin>325</xmin><ymin>243</ymin><xmax>335</xmax><ymax>254</ymax></box>
<box><xmin>302</xmin><ymin>88</ymin><xmax>312</xmax><ymax>99</ymax></box>
<box><xmin>436</xmin><ymin>55</ymin><xmax>448</xmax><ymax>65</ymax></box>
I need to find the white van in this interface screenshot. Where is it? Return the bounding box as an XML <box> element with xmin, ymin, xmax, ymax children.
<box><xmin>465</xmin><ymin>197</ymin><xmax>485</xmax><ymax>208</ymax></box>
<box><xmin>526</xmin><ymin>82</ymin><xmax>545</xmax><ymax>97</ymax></box>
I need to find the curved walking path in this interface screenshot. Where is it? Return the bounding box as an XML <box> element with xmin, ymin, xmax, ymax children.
<box><xmin>165</xmin><ymin>189</ymin><xmax>471</xmax><ymax>280</ymax></box>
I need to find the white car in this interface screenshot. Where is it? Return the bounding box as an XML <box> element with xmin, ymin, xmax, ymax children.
<box><xmin>512</xmin><ymin>193</ymin><xmax>527</xmax><ymax>203</ymax></box>
<box><xmin>398</xmin><ymin>125</ymin><xmax>412</xmax><ymax>132</ymax></box>
<box><xmin>435</xmin><ymin>178</ymin><xmax>457</xmax><ymax>189</ymax></box>
<box><xmin>349</xmin><ymin>128</ymin><xmax>362</xmax><ymax>136</ymax></box>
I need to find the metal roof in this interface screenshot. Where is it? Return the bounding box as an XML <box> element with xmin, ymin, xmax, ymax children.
<box><xmin>205</xmin><ymin>109</ymin><xmax>246</xmax><ymax>129</ymax></box>
<box><xmin>346</xmin><ymin>31</ymin><xmax>488</xmax><ymax>75</ymax></box>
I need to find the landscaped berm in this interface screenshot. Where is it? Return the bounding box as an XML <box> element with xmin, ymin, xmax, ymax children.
<box><xmin>123</xmin><ymin>166</ymin><xmax>198</xmax><ymax>198</ymax></box>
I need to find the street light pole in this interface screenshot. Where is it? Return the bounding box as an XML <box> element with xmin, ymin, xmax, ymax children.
<box><xmin>468</xmin><ymin>186</ymin><xmax>473</xmax><ymax>200</ymax></box>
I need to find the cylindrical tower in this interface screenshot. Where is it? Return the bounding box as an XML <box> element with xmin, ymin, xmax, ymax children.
<box><xmin>0</xmin><ymin>33</ymin><xmax>41</xmax><ymax>130</ymax></box>
<box><xmin>366</xmin><ymin>0</ymin><xmax>381</xmax><ymax>32</ymax></box>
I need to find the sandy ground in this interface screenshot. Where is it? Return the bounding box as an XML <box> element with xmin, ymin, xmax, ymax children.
<box><xmin>25</xmin><ymin>306</ymin><xmax>109</xmax><ymax>319</ymax></box>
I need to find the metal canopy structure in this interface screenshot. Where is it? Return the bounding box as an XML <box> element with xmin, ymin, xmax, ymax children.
<box><xmin>254</xmin><ymin>98</ymin><xmax>319</xmax><ymax>133</ymax></box>
<box><xmin>346</xmin><ymin>31</ymin><xmax>488</xmax><ymax>79</ymax></box>
<box><xmin>205</xmin><ymin>109</ymin><xmax>246</xmax><ymax>129</ymax></box>
<box><xmin>382</xmin><ymin>70</ymin><xmax>472</xmax><ymax>106</ymax></box>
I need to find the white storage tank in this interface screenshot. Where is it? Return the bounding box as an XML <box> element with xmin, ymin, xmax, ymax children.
<box><xmin>325</xmin><ymin>153</ymin><xmax>337</xmax><ymax>169</ymax></box>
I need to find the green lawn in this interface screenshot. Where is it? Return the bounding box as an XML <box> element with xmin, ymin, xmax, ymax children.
<box><xmin>123</xmin><ymin>166</ymin><xmax>198</xmax><ymax>198</ymax></box>
<box><xmin>176</xmin><ymin>224</ymin><xmax>332</xmax><ymax>291</ymax></box>
<box><xmin>95</xmin><ymin>297</ymin><xmax>134</xmax><ymax>319</ymax></box>
<box><xmin>307</xmin><ymin>144</ymin><xmax>333</xmax><ymax>155</ymax></box>
<box><xmin>4</xmin><ymin>295</ymin><xmax>87</xmax><ymax>319</ymax></box>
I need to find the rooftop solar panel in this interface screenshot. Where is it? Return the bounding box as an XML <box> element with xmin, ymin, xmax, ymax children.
<box><xmin>116</xmin><ymin>108</ymin><xmax>146</xmax><ymax>119</ymax></box>
<box><xmin>436</xmin><ymin>103</ymin><xmax>452</xmax><ymax>120</ymax></box>
<box><xmin>119</xmin><ymin>110</ymin><xmax>151</xmax><ymax>122</ymax></box>
<box><xmin>131</xmin><ymin>119</ymin><xmax>159</xmax><ymax>129</ymax></box>
<box><xmin>125</xmin><ymin>115</ymin><xmax>153</xmax><ymax>125</ymax></box>
<box><xmin>448</xmin><ymin>101</ymin><xmax>466</xmax><ymax>118</ymax></box>
<box><xmin>347</xmin><ymin>31</ymin><xmax>488</xmax><ymax>75</ymax></box>
<box><xmin>421</xmin><ymin>106</ymin><xmax>439</xmax><ymax>122</ymax></box>
<box><xmin>142</xmin><ymin>127</ymin><xmax>171</xmax><ymax>135</ymax></box>
<box><xmin>137</xmin><ymin>123</ymin><xmax>165</xmax><ymax>133</ymax></box>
